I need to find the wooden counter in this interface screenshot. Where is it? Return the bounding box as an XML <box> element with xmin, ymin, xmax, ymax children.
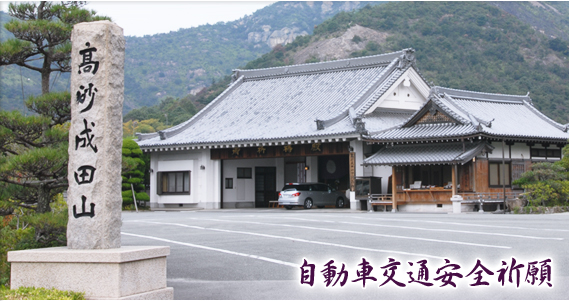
<box><xmin>397</xmin><ymin>188</ymin><xmax>453</xmax><ymax>203</ymax></box>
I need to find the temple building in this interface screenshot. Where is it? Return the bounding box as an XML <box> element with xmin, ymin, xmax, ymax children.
<box><xmin>136</xmin><ymin>49</ymin><xmax>568</xmax><ymax>212</ymax></box>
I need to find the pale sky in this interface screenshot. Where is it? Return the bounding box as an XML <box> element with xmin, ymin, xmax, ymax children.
<box><xmin>0</xmin><ymin>1</ymin><xmax>274</xmax><ymax>37</ymax></box>
<box><xmin>85</xmin><ymin>1</ymin><xmax>274</xmax><ymax>37</ymax></box>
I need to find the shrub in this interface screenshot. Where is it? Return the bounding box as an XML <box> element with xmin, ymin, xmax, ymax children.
<box><xmin>0</xmin><ymin>196</ymin><xmax>67</xmax><ymax>286</ymax></box>
<box><xmin>0</xmin><ymin>286</ymin><xmax>84</xmax><ymax>300</ymax></box>
<box><xmin>122</xmin><ymin>139</ymin><xmax>150</xmax><ymax>209</ymax></box>
<box><xmin>513</xmin><ymin>156</ymin><xmax>569</xmax><ymax>207</ymax></box>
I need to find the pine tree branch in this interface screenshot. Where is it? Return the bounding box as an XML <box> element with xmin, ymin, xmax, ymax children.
<box><xmin>0</xmin><ymin>177</ymin><xmax>62</xmax><ymax>187</ymax></box>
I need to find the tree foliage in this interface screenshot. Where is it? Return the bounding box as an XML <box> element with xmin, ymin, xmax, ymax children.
<box><xmin>0</xmin><ymin>2</ymin><xmax>107</xmax><ymax>214</ymax></box>
<box><xmin>163</xmin><ymin>2</ymin><xmax>568</xmax><ymax>125</ymax></box>
<box><xmin>0</xmin><ymin>93</ymin><xmax>70</xmax><ymax>214</ymax></box>
<box><xmin>124</xmin><ymin>94</ymin><xmax>199</xmax><ymax>127</ymax></box>
<box><xmin>0</xmin><ymin>1</ymin><xmax>109</xmax><ymax>94</ymax></box>
<box><xmin>309</xmin><ymin>1</ymin><xmax>568</xmax><ymax>123</ymax></box>
<box><xmin>1</xmin><ymin>195</ymin><xmax>68</xmax><ymax>286</ymax></box>
<box><xmin>513</xmin><ymin>146</ymin><xmax>569</xmax><ymax>207</ymax></box>
<box><xmin>121</xmin><ymin>139</ymin><xmax>149</xmax><ymax>208</ymax></box>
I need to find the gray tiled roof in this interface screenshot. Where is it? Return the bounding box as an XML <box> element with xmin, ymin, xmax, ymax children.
<box><xmin>138</xmin><ymin>49</ymin><xmax>417</xmax><ymax>148</ymax></box>
<box><xmin>366</xmin><ymin>86</ymin><xmax>568</xmax><ymax>142</ymax></box>
<box><xmin>372</xmin><ymin>123</ymin><xmax>479</xmax><ymax>141</ymax></box>
<box><xmin>363</xmin><ymin>141</ymin><xmax>494</xmax><ymax>166</ymax></box>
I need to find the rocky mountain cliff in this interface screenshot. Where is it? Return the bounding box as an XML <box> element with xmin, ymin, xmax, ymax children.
<box><xmin>150</xmin><ymin>1</ymin><xmax>567</xmax><ymax>125</ymax></box>
<box><xmin>120</xmin><ymin>1</ymin><xmax>383</xmax><ymax>113</ymax></box>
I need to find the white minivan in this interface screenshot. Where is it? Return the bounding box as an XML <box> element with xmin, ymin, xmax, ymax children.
<box><xmin>278</xmin><ymin>183</ymin><xmax>346</xmax><ymax>209</ymax></box>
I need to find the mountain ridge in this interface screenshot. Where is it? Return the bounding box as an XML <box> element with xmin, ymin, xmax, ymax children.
<box><xmin>126</xmin><ymin>1</ymin><xmax>567</xmax><ymax>126</ymax></box>
<box><xmin>1</xmin><ymin>1</ymin><xmax>568</xmax><ymax>122</ymax></box>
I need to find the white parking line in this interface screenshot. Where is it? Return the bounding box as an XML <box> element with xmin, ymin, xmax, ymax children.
<box><xmin>127</xmin><ymin>221</ymin><xmax>446</xmax><ymax>259</ymax></box>
<box><xmin>121</xmin><ymin>232</ymin><xmax>298</xmax><ymax>268</ymax></box>
<box><xmin>283</xmin><ymin>217</ymin><xmax>565</xmax><ymax>240</ymax></box>
<box><xmin>184</xmin><ymin>218</ymin><xmax>512</xmax><ymax>249</ymax></box>
<box><xmin>349</xmin><ymin>216</ymin><xmax>570</xmax><ymax>232</ymax></box>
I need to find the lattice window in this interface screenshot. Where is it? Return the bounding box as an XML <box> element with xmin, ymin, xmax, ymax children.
<box><xmin>511</xmin><ymin>162</ymin><xmax>526</xmax><ymax>189</ymax></box>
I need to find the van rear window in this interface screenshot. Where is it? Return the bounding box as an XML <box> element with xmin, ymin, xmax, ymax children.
<box><xmin>282</xmin><ymin>184</ymin><xmax>310</xmax><ymax>191</ymax></box>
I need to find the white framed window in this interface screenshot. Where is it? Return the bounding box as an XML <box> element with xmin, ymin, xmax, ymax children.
<box><xmin>157</xmin><ymin>171</ymin><xmax>190</xmax><ymax>195</ymax></box>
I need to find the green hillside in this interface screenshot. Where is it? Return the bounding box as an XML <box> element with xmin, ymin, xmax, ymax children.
<box><xmin>0</xmin><ymin>2</ymin><xmax>383</xmax><ymax>113</ymax></box>
<box><xmin>122</xmin><ymin>1</ymin><xmax>384</xmax><ymax>113</ymax></box>
<box><xmin>0</xmin><ymin>11</ymin><xmax>70</xmax><ymax>111</ymax></box>
<box><xmin>2</xmin><ymin>1</ymin><xmax>569</xmax><ymax>123</ymax></box>
<box><xmin>139</xmin><ymin>1</ymin><xmax>567</xmax><ymax>125</ymax></box>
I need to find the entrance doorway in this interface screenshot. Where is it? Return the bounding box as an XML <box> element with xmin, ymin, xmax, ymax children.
<box><xmin>318</xmin><ymin>155</ymin><xmax>349</xmax><ymax>191</ymax></box>
<box><xmin>255</xmin><ymin>167</ymin><xmax>276</xmax><ymax>208</ymax></box>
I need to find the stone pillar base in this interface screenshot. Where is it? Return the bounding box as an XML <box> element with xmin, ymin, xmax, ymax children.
<box><xmin>451</xmin><ymin>195</ymin><xmax>463</xmax><ymax>214</ymax></box>
<box><xmin>8</xmin><ymin>246</ymin><xmax>173</xmax><ymax>300</ymax></box>
<box><xmin>349</xmin><ymin>191</ymin><xmax>359</xmax><ymax>210</ymax></box>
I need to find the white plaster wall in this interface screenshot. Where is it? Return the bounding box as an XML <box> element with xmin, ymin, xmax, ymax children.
<box><xmin>378</xmin><ymin>82</ymin><xmax>425</xmax><ymax>111</ymax></box>
<box><xmin>365</xmin><ymin>68</ymin><xmax>430</xmax><ymax>114</ymax></box>
<box><xmin>157</xmin><ymin>160</ymin><xmax>193</xmax><ymax>171</ymax></box>
<box><xmin>488</xmin><ymin>141</ymin><xmax>509</xmax><ymax>159</ymax></box>
<box><xmin>149</xmin><ymin>152</ymin><xmax>159</xmax><ymax>207</ymax></box>
<box><xmin>489</xmin><ymin>142</ymin><xmax>561</xmax><ymax>161</ymax></box>
<box><xmin>222</xmin><ymin>158</ymin><xmax>284</xmax><ymax>207</ymax></box>
<box><xmin>200</xmin><ymin>150</ymin><xmax>221</xmax><ymax>209</ymax></box>
<box><xmin>149</xmin><ymin>149</ymin><xmax>215</xmax><ymax>208</ymax></box>
<box><xmin>511</xmin><ymin>143</ymin><xmax>530</xmax><ymax>160</ymax></box>
<box><xmin>397</xmin><ymin>203</ymin><xmax>452</xmax><ymax>213</ymax></box>
<box><xmin>371</xmin><ymin>165</ymin><xmax>392</xmax><ymax>194</ymax></box>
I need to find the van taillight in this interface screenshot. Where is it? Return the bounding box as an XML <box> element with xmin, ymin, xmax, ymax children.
<box><xmin>292</xmin><ymin>192</ymin><xmax>300</xmax><ymax>197</ymax></box>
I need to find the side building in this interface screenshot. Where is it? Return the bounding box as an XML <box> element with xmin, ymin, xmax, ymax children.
<box><xmin>363</xmin><ymin>86</ymin><xmax>568</xmax><ymax>212</ymax></box>
<box><xmin>136</xmin><ymin>49</ymin><xmax>568</xmax><ymax>212</ymax></box>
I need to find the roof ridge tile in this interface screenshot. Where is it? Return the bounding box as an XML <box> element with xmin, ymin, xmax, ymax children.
<box><xmin>234</xmin><ymin>49</ymin><xmax>415</xmax><ymax>81</ymax></box>
<box><xmin>434</xmin><ymin>86</ymin><xmax>530</xmax><ymax>103</ymax></box>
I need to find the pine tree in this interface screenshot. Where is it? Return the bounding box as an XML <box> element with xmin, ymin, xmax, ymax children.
<box><xmin>0</xmin><ymin>2</ymin><xmax>109</xmax><ymax>94</ymax></box>
<box><xmin>0</xmin><ymin>2</ymin><xmax>109</xmax><ymax>214</ymax></box>
<box><xmin>0</xmin><ymin>92</ymin><xmax>71</xmax><ymax>214</ymax></box>
<box><xmin>121</xmin><ymin>139</ymin><xmax>150</xmax><ymax>208</ymax></box>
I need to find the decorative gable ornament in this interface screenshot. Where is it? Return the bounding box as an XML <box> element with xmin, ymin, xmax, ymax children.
<box><xmin>311</xmin><ymin>143</ymin><xmax>321</xmax><ymax>152</ymax></box>
<box><xmin>232</xmin><ymin>147</ymin><xmax>240</xmax><ymax>156</ymax></box>
<box><xmin>354</xmin><ymin>118</ymin><xmax>367</xmax><ymax>134</ymax></box>
<box><xmin>397</xmin><ymin>48</ymin><xmax>416</xmax><ymax>70</ymax></box>
<box><xmin>231</xmin><ymin>70</ymin><xmax>239</xmax><ymax>83</ymax></box>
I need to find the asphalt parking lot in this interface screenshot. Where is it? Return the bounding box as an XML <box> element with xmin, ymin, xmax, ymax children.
<box><xmin>121</xmin><ymin>209</ymin><xmax>568</xmax><ymax>300</ymax></box>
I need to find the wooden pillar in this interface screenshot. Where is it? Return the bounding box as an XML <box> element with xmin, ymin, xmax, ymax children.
<box><xmin>472</xmin><ymin>158</ymin><xmax>477</xmax><ymax>192</ymax></box>
<box><xmin>392</xmin><ymin>166</ymin><xmax>397</xmax><ymax>211</ymax></box>
<box><xmin>349</xmin><ymin>152</ymin><xmax>356</xmax><ymax>191</ymax></box>
<box><xmin>452</xmin><ymin>164</ymin><xmax>457</xmax><ymax>196</ymax></box>
<box><xmin>502</xmin><ymin>139</ymin><xmax>506</xmax><ymax>213</ymax></box>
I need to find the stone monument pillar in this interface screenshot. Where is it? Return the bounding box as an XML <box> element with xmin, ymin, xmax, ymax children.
<box><xmin>8</xmin><ymin>21</ymin><xmax>173</xmax><ymax>299</ymax></box>
<box><xmin>67</xmin><ymin>20</ymin><xmax>124</xmax><ymax>249</ymax></box>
